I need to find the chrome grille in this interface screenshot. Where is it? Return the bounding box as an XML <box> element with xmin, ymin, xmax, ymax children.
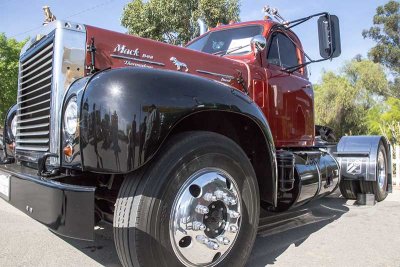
<box><xmin>16</xmin><ymin>41</ymin><xmax>53</xmax><ymax>153</ymax></box>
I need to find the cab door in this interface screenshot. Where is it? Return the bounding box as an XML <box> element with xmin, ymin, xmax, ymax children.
<box><xmin>264</xmin><ymin>31</ymin><xmax>314</xmax><ymax>147</ymax></box>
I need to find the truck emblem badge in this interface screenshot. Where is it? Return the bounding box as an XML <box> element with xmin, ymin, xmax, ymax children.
<box><xmin>111</xmin><ymin>44</ymin><xmax>162</xmax><ymax>68</ymax></box>
<box><xmin>114</xmin><ymin>44</ymin><xmax>140</xmax><ymax>57</ymax></box>
<box><xmin>346</xmin><ymin>159</ymin><xmax>362</xmax><ymax>175</ymax></box>
<box><xmin>170</xmin><ymin>57</ymin><xmax>189</xmax><ymax>72</ymax></box>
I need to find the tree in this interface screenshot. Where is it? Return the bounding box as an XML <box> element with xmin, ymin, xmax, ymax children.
<box><xmin>0</xmin><ymin>34</ymin><xmax>26</xmax><ymax>124</ymax></box>
<box><xmin>121</xmin><ymin>0</ymin><xmax>240</xmax><ymax>45</ymax></box>
<box><xmin>362</xmin><ymin>0</ymin><xmax>400</xmax><ymax>96</ymax></box>
<box><xmin>366</xmin><ymin>97</ymin><xmax>400</xmax><ymax>144</ymax></box>
<box><xmin>314</xmin><ymin>59</ymin><xmax>389</xmax><ymax>137</ymax></box>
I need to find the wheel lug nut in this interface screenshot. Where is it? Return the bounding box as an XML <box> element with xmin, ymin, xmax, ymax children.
<box><xmin>196</xmin><ymin>235</ymin><xmax>219</xmax><ymax>250</ymax></box>
<box><xmin>192</xmin><ymin>221</ymin><xmax>206</xmax><ymax>231</ymax></box>
<box><xmin>214</xmin><ymin>190</ymin><xmax>226</xmax><ymax>200</ymax></box>
<box><xmin>228</xmin><ymin>210</ymin><xmax>240</xmax><ymax>218</ymax></box>
<box><xmin>195</xmin><ymin>205</ymin><xmax>209</xmax><ymax>214</ymax></box>
<box><xmin>229</xmin><ymin>197</ymin><xmax>237</xmax><ymax>205</ymax></box>
<box><xmin>203</xmin><ymin>193</ymin><xmax>217</xmax><ymax>202</ymax></box>
<box><xmin>223</xmin><ymin>196</ymin><xmax>237</xmax><ymax>206</ymax></box>
<box><xmin>196</xmin><ymin>235</ymin><xmax>208</xmax><ymax>244</ymax></box>
<box><xmin>229</xmin><ymin>225</ymin><xmax>238</xmax><ymax>233</ymax></box>
<box><xmin>207</xmin><ymin>241</ymin><xmax>219</xmax><ymax>250</ymax></box>
<box><xmin>216</xmin><ymin>236</ymin><xmax>230</xmax><ymax>245</ymax></box>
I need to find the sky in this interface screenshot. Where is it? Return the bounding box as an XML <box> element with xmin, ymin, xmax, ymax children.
<box><xmin>0</xmin><ymin>0</ymin><xmax>388</xmax><ymax>84</ymax></box>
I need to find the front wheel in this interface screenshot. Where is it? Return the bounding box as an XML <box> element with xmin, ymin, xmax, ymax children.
<box><xmin>113</xmin><ymin>131</ymin><xmax>259</xmax><ymax>267</ymax></box>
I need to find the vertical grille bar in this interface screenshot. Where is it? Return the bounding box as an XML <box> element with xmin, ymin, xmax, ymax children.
<box><xmin>16</xmin><ymin>41</ymin><xmax>53</xmax><ymax>154</ymax></box>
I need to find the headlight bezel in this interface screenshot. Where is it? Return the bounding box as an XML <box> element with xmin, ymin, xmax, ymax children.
<box><xmin>63</xmin><ymin>96</ymin><xmax>78</xmax><ymax>136</ymax></box>
<box><xmin>10</xmin><ymin>115</ymin><xmax>17</xmax><ymax>139</ymax></box>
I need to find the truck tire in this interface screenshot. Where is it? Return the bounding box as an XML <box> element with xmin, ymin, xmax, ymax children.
<box><xmin>339</xmin><ymin>180</ymin><xmax>360</xmax><ymax>200</ymax></box>
<box><xmin>360</xmin><ymin>142</ymin><xmax>388</xmax><ymax>202</ymax></box>
<box><xmin>113</xmin><ymin>131</ymin><xmax>259</xmax><ymax>267</ymax></box>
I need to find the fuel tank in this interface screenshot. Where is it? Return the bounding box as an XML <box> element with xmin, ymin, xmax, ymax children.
<box><xmin>276</xmin><ymin>150</ymin><xmax>340</xmax><ymax>211</ymax></box>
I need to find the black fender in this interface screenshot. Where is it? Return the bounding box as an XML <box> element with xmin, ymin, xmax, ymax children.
<box><xmin>1</xmin><ymin>104</ymin><xmax>17</xmax><ymax>162</ymax></box>
<box><xmin>77</xmin><ymin>67</ymin><xmax>278</xmax><ymax>203</ymax></box>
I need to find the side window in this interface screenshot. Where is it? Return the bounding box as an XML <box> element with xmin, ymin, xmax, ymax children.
<box><xmin>267</xmin><ymin>34</ymin><xmax>280</xmax><ymax>65</ymax></box>
<box><xmin>267</xmin><ymin>33</ymin><xmax>299</xmax><ymax>68</ymax></box>
<box><xmin>278</xmin><ymin>34</ymin><xmax>299</xmax><ymax>68</ymax></box>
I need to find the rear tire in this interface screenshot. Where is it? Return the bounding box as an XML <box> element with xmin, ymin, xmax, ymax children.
<box><xmin>339</xmin><ymin>180</ymin><xmax>360</xmax><ymax>200</ymax></box>
<box><xmin>113</xmin><ymin>131</ymin><xmax>259</xmax><ymax>267</ymax></box>
<box><xmin>360</xmin><ymin>142</ymin><xmax>388</xmax><ymax>202</ymax></box>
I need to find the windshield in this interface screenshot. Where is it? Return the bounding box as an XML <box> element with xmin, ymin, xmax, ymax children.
<box><xmin>187</xmin><ymin>25</ymin><xmax>263</xmax><ymax>56</ymax></box>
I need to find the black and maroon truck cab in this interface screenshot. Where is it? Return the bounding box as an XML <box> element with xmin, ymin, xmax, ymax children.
<box><xmin>0</xmin><ymin>9</ymin><xmax>392</xmax><ymax>267</ymax></box>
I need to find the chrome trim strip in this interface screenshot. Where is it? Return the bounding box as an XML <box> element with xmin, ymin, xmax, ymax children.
<box><xmin>19</xmin><ymin>91</ymin><xmax>51</xmax><ymax>104</ymax></box>
<box><xmin>19</xmin><ymin>99</ymin><xmax>51</xmax><ymax>111</ymax></box>
<box><xmin>49</xmin><ymin>23</ymin><xmax>86</xmax><ymax>165</ymax></box>
<box><xmin>19</xmin><ymin>83</ymin><xmax>51</xmax><ymax>98</ymax></box>
<box><xmin>21</xmin><ymin>43</ymin><xmax>53</xmax><ymax>66</ymax></box>
<box><xmin>16</xmin><ymin>131</ymin><xmax>50</xmax><ymax>137</ymax></box>
<box><xmin>110</xmin><ymin>54</ymin><xmax>166</xmax><ymax>66</ymax></box>
<box><xmin>21</xmin><ymin>56</ymin><xmax>52</xmax><ymax>74</ymax></box>
<box><xmin>16</xmin><ymin>138</ymin><xmax>49</xmax><ymax>144</ymax></box>
<box><xmin>17</xmin><ymin>115</ymin><xmax>50</xmax><ymax>124</ymax></box>
<box><xmin>196</xmin><ymin>70</ymin><xmax>235</xmax><ymax>80</ymax></box>
<box><xmin>16</xmin><ymin>106</ymin><xmax>50</xmax><ymax>117</ymax></box>
<box><xmin>20</xmin><ymin>66</ymin><xmax>53</xmax><ymax>85</ymax></box>
<box><xmin>20</xmin><ymin>74</ymin><xmax>52</xmax><ymax>91</ymax></box>
<box><xmin>15</xmin><ymin>146</ymin><xmax>49</xmax><ymax>152</ymax></box>
<box><xmin>17</xmin><ymin>123</ymin><xmax>49</xmax><ymax>130</ymax></box>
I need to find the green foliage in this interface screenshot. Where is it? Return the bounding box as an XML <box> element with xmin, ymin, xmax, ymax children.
<box><xmin>121</xmin><ymin>0</ymin><xmax>240</xmax><ymax>45</ymax></box>
<box><xmin>315</xmin><ymin>72</ymin><xmax>364</xmax><ymax>137</ymax></box>
<box><xmin>362</xmin><ymin>0</ymin><xmax>400</xmax><ymax>96</ymax></box>
<box><xmin>0</xmin><ymin>34</ymin><xmax>26</xmax><ymax>124</ymax></box>
<box><xmin>366</xmin><ymin>97</ymin><xmax>400</xmax><ymax>144</ymax></box>
<box><xmin>315</xmin><ymin>59</ymin><xmax>389</xmax><ymax>137</ymax></box>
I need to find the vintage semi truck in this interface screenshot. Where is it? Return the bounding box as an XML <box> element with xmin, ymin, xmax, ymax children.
<box><xmin>0</xmin><ymin>7</ymin><xmax>392</xmax><ymax>267</ymax></box>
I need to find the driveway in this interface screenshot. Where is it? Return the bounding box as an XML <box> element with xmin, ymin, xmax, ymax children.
<box><xmin>1</xmin><ymin>190</ymin><xmax>399</xmax><ymax>267</ymax></box>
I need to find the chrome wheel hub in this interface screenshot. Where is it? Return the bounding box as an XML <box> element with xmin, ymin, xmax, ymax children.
<box><xmin>170</xmin><ymin>168</ymin><xmax>241</xmax><ymax>266</ymax></box>
<box><xmin>377</xmin><ymin>150</ymin><xmax>386</xmax><ymax>189</ymax></box>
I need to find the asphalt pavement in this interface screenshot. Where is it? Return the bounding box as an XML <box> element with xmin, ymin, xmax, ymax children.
<box><xmin>1</xmin><ymin>189</ymin><xmax>400</xmax><ymax>267</ymax></box>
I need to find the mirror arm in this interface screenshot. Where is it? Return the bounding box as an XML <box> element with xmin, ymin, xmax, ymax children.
<box><xmin>283</xmin><ymin>62</ymin><xmax>311</xmax><ymax>74</ymax></box>
<box><xmin>279</xmin><ymin>12</ymin><xmax>330</xmax><ymax>30</ymax></box>
<box><xmin>284</xmin><ymin>56</ymin><xmax>332</xmax><ymax>74</ymax></box>
<box><xmin>274</xmin><ymin>12</ymin><xmax>336</xmax><ymax>61</ymax></box>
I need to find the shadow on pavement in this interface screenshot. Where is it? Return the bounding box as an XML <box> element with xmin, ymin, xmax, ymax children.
<box><xmin>60</xmin><ymin>222</ymin><xmax>122</xmax><ymax>267</ymax></box>
<box><xmin>60</xmin><ymin>193</ymin><xmax>350</xmax><ymax>267</ymax></box>
<box><xmin>247</xmin><ymin>193</ymin><xmax>349</xmax><ymax>266</ymax></box>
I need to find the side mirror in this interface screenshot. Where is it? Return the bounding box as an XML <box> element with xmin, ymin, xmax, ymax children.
<box><xmin>251</xmin><ymin>35</ymin><xmax>267</xmax><ymax>54</ymax></box>
<box><xmin>318</xmin><ymin>15</ymin><xmax>341</xmax><ymax>59</ymax></box>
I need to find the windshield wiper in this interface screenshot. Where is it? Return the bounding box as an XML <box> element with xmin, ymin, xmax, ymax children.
<box><xmin>212</xmin><ymin>44</ymin><xmax>250</xmax><ymax>56</ymax></box>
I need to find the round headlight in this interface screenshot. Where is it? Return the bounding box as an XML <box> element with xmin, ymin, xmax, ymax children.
<box><xmin>10</xmin><ymin>116</ymin><xmax>17</xmax><ymax>138</ymax></box>
<box><xmin>64</xmin><ymin>97</ymin><xmax>78</xmax><ymax>136</ymax></box>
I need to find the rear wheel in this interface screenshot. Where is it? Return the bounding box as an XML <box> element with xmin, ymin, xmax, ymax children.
<box><xmin>113</xmin><ymin>131</ymin><xmax>259</xmax><ymax>267</ymax></box>
<box><xmin>360</xmin><ymin>142</ymin><xmax>388</xmax><ymax>202</ymax></box>
<box><xmin>339</xmin><ymin>180</ymin><xmax>360</xmax><ymax>200</ymax></box>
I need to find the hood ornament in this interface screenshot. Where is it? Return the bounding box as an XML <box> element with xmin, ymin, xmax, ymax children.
<box><xmin>42</xmin><ymin>6</ymin><xmax>56</xmax><ymax>26</ymax></box>
<box><xmin>170</xmin><ymin>57</ymin><xmax>189</xmax><ymax>72</ymax></box>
